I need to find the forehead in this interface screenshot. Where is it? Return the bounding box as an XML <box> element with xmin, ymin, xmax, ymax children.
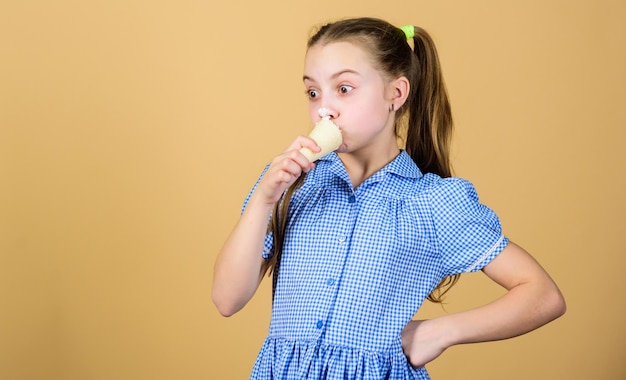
<box><xmin>303</xmin><ymin>41</ymin><xmax>375</xmax><ymax>78</ymax></box>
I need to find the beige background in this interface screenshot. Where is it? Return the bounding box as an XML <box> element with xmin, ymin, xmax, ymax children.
<box><xmin>1</xmin><ymin>0</ymin><xmax>624</xmax><ymax>379</ymax></box>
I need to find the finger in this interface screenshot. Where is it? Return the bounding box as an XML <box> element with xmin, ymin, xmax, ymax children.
<box><xmin>268</xmin><ymin>154</ymin><xmax>306</xmax><ymax>183</ymax></box>
<box><xmin>278</xmin><ymin>148</ymin><xmax>316</xmax><ymax>173</ymax></box>
<box><xmin>285</xmin><ymin>135</ymin><xmax>321</xmax><ymax>154</ymax></box>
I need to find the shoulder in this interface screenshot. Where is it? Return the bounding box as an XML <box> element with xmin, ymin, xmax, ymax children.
<box><xmin>426</xmin><ymin>175</ymin><xmax>479</xmax><ymax>202</ymax></box>
<box><xmin>412</xmin><ymin>174</ymin><xmax>486</xmax><ymax>220</ymax></box>
<box><xmin>399</xmin><ymin>172</ymin><xmax>477</xmax><ymax>201</ymax></box>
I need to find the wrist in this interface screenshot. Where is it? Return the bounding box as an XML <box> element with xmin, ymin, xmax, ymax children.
<box><xmin>431</xmin><ymin>315</ymin><xmax>462</xmax><ymax>348</ymax></box>
<box><xmin>248</xmin><ymin>190</ymin><xmax>278</xmax><ymax>211</ymax></box>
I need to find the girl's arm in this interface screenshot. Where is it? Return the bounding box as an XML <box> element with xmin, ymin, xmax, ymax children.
<box><xmin>211</xmin><ymin>138</ymin><xmax>319</xmax><ymax>317</ymax></box>
<box><xmin>211</xmin><ymin>192</ymin><xmax>274</xmax><ymax>317</ymax></box>
<box><xmin>402</xmin><ymin>241</ymin><xmax>566</xmax><ymax>367</ymax></box>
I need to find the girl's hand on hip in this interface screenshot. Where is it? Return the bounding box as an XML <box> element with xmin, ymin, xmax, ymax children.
<box><xmin>255</xmin><ymin>136</ymin><xmax>320</xmax><ymax>205</ymax></box>
<box><xmin>401</xmin><ymin>319</ymin><xmax>449</xmax><ymax>368</ymax></box>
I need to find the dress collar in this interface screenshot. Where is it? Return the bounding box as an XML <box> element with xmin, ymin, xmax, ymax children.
<box><xmin>320</xmin><ymin>150</ymin><xmax>423</xmax><ymax>185</ymax></box>
<box><xmin>384</xmin><ymin>150</ymin><xmax>423</xmax><ymax>179</ymax></box>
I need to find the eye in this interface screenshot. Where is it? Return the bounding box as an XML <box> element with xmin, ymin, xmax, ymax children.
<box><xmin>339</xmin><ymin>84</ymin><xmax>353</xmax><ymax>94</ymax></box>
<box><xmin>306</xmin><ymin>89</ymin><xmax>320</xmax><ymax>100</ymax></box>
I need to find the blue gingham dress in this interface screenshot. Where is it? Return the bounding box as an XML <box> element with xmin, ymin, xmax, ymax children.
<box><xmin>245</xmin><ymin>151</ymin><xmax>508</xmax><ymax>379</ymax></box>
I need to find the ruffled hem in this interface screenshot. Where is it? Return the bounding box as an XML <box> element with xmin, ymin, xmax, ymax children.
<box><xmin>250</xmin><ymin>336</ymin><xmax>429</xmax><ymax>380</ymax></box>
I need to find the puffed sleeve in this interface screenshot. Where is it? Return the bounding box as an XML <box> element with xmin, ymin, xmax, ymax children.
<box><xmin>429</xmin><ymin>176</ymin><xmax>509</xmax><ymax>277</ymax></box>
<box><xmin>241</xmin><ymin>164</ymin><xmax>275</xmax><ymax>260</ymax></box>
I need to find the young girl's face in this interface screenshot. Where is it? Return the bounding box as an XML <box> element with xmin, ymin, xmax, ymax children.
<box><xmin>303</xmin><ymin>41</ymin><xmax>396</xmax><ymax>155</ymax></box>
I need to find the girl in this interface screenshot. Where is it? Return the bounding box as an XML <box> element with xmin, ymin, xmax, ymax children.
<box><xmin>212</xmin><ymin>17</ymin><xmax>566</xmax><ymax>380</ymax></box>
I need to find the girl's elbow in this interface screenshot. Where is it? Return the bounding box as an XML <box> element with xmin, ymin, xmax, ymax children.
<box><xmin>216</xmin><ymin>306</ymin><xmax>238</xmax><ymax>318</ymax></box>
<box><xmin>545</xmin><ymin>284</ymin><xmax>567</xmax><ymax>321</ymax></box>
<box><xmin>214</xmin><ymin>301</ymin><xmax>237</xmax><ymax>318</ymax></box>
<box><xmin>553</xmin><ymin>291</ymin><xmax>567</xmax><ymax>319</ymax></box>
<box><xmin>211</xmin><ymin>288</ymin><xmax>242</xmax><ymax>317</ymax></box>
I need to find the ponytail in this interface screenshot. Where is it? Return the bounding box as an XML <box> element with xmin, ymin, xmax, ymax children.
<box><xmin>405</xmin><ymin>26</ymin><xmax>454</xmax><ymax>178</ymax></box>
<box><xmin>404</xmin><ymin>26</ymin><xmax>459</xmax><ymax>302</ymax></box>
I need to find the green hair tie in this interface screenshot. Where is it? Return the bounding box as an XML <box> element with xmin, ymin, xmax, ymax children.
<box><xmin>400</xmin><ymin>25</ymin><xmax>415</xmax><ymax>40</ymax></box>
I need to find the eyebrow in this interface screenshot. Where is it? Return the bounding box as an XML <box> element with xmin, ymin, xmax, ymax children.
<box><xmin>303</xmin><ymin>69</ymin><xmax>360</xmax><ymax>82</ymax></box>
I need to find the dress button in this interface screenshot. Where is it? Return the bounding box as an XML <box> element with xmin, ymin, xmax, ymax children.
<box><xmin>316</xmin><ymin>320</ymin><xmax>323</xmax><ymax>329</ymax></box>
<box><xmin>326</xmin><ymin>278</ymin><xmax>335</xmax><ymax>286</ymax></box>
<box><xmin>348</xmin><ymin>194</ymin><xmax>356</xmax><ymax>203</ymax></box>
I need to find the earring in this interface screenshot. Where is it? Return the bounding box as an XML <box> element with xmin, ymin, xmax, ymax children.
<box><xmin>390</xmin><ymin>104</ymin><xmax>395</xmax><ymax>111</ymax></box>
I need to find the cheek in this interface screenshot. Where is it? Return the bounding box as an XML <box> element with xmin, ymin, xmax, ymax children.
<box><xmin>307</xmin><ymin>107</ymin><xmax>318</xmax><ymax>125</ymax></box>
<box><xmin>344</xmin><ymin>106</ymin><xmax>389</xmax><ymax>139</ymax></box>
<box><xmin>353</xmin><ymin>103</ymin><xmax>386</xmax><ymax>126</ymax></box>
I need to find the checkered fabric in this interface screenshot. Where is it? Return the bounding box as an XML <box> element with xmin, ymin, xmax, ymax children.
<box><xmin>244</xmin><ymin>151</ymin><xmax>508</xmax><ymax>380</ymax></box>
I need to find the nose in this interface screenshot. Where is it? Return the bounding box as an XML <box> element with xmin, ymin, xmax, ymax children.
<box><xmin>317</xmin><ymin>107</ymin><xmax>338</xmax><ymax>119</ymax></box>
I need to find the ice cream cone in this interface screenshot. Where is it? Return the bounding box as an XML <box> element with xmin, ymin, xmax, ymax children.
<box><xmin>299</xmin><ymin>117</ymin><xmax>342</xmax><ymax>162</ymax></box>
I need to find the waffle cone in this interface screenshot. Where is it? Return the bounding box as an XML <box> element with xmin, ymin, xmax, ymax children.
<box><xmin>299</xmin><ymin>117</ymin><xmax>342</xmax><ymax>162</ymax></box>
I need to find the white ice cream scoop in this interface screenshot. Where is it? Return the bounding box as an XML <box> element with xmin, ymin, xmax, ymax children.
<box><xmin>317</xmin><ymin>108</ymin><xmax>332</xmax><ymax>118</ymax></box>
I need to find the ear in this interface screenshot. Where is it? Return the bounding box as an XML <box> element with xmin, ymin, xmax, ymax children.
<box><xmin>387</xmin><ymin>76</ymin><xmax>410</xmax><ymax>110</ymax></box>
